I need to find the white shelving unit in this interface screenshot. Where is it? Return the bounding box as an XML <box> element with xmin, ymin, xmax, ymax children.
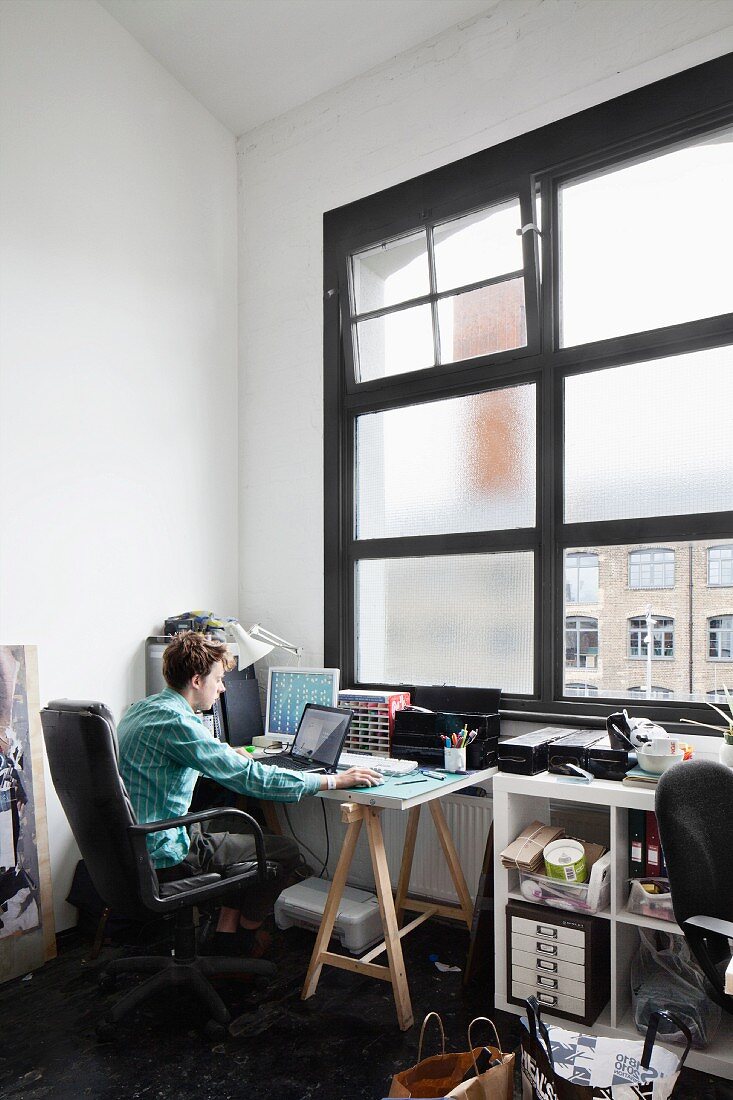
<box><xmin>493</xmin><ymin>767</ymin><xmax>733</xmax><ymax>1081</ymax></box>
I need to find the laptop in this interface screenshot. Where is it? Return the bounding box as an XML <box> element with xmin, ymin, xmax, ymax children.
<box><xmin>258</xmin><ymin>703</ymin><xmax>351</xmax><ymax>773</ymax></box>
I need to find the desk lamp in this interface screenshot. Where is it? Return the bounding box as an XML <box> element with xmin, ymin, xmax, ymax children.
<box><xmin>224</xmin><ymin>620</ymin><xmax>302</xmax><ymax>671</ymax></box>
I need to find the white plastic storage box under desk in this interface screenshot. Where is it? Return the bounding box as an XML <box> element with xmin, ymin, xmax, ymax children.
<box><xmin>274</xmin><ymin>877</ymin><xmax>383</xmax><ymax>954</ymax></box>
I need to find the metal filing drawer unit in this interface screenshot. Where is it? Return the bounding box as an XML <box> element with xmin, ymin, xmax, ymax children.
<box><xmin>506</xmin><ymin>900</ymin><xmax>610</xmax><ymax>1026</ymax></box>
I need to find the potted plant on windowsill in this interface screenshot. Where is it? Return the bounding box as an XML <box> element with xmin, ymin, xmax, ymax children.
<box><xmin>681</xmin><ymin>687</ymin><xmax>733</xmax><ymax>767</ymax></box>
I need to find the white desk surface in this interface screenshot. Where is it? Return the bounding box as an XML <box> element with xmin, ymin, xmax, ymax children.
<box><xmin>317</xmin><ymin>766</ymin><xmax>497</xmax><ymax>810</ymax></box>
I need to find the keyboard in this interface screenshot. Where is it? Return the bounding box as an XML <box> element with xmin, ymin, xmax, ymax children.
<box><xmin>338</xmin><ymin>751</ymin><xmax>419</xmax><ymax>777</ymax></box>
<box><xmin>260</xmin><ymin>753</ymin><xmax>319</xmax><ymax>771</ymax></box>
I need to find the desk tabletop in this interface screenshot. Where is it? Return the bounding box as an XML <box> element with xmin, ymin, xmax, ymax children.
<box><xmin>317</xmin><ymin>766</ymin><xmax>497</xmax><ymax>810</ymax></box>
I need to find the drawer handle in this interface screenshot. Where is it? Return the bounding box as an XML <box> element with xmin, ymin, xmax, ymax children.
<box><xmin>537</xmin><ymin>960</ymin><xmax>557</xmax><ymax>972</ymax></box>
<box><xmin>537</xmin><ymin>975</ymin><xmax>558</xmax><ymax>990</ymax></box>
<box><xmin>537</xmin><ymin>925</ymin><xmax>557</xmax><ymax>939</ymax></box>
<box><xmin>537</xmin><ymin>942</ymin><xmax>557</xmax><ymax>955</ymax></box>
<box><xmin>538</xmin><ymin>993</ymin><xmax>557</xmax><ymax>1007</ymax></box>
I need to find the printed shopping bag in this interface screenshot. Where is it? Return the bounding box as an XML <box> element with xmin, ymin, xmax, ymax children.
<box><xmin>389</xmin><ymin>1013</ymin><xmax>510</xmax><ymax>1099</ymax></box>
<box><xmin>520</xmin><ymin>995</ymin><xmax>691</xmax><ymax>1099</ymax></box>
<box><xmin>447</xmin><ymin>1017</ymin><xmax>515</xmax><ymax>1100</ymax></box>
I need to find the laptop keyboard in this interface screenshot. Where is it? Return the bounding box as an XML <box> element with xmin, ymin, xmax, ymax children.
<box><xmin>260</xmin><ymin>753</ymin><xmax>315</xmax><ymax>771</ymax></box>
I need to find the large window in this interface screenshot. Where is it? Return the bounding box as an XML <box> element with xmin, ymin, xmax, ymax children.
<box><xmin>565</xmin><ymin>552</ymin><xmax>599</xmax><ymax>604</ymax></box>
<box><xmin>709</xmin><ymin>616</ymin><xmax>733</xmax><ymax>661</ymax></box>
<box><xmin>628</xmin><ymin>549</ymin><xmax>674</xmax><ymax>590</ymax></box>
<box><xmin>709</xmin><ymin>546</ymin><xmax>733</xmax><ymax>587</ymax></box>
<box><xmin>629</xmin><ymin>617</ymin><xmax>674</xmax><ymax>659</ymax></box>
<box><xmin>324</xmin><ymin>56</ymin><xmax>733</xmax><ymax>717</ymax></box>
<box><xmin>565</xmin><ymin>617</ymin><xmax>598</xmax><ymax>669</ymax></box>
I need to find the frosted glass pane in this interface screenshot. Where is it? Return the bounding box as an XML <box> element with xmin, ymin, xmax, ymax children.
<box><xmin>356</xmin><ymin>553</ymin><xmax>534</xmax><ymax>691</ymax></box>
<box><xmin>564</xmin><ymin>346</ymin><xmax>733</xmax><ymax>522</ymax></box>
<box><xmin>355</xmin><ymin>304</ymin><xmax>434</xmax><ymax>382</ymax></box>
<box><xmin>437</xmin><ymin>278</ymin><xmax>526</xmax><ymax>363</ymax></box>
<box><xmin>562</xmin><ymin>541</ymin><xmax>733</xmax><ymax>704</ymax></box>
<box><xmin>560</xmin><ymin>128</ymin><xmax>733</xmax><ymax>346</ymax></box>
<box><xmin>434</xmin><ymin>199</ymin><xmax>523</xmax><ymax>292</ymax></box>
<box><xmin>356</xmin><ymin>385</ymin><xmax>536</xmax><ymax>538</ymax></box>
<box><xmin>352</xmin><ymin>231</ymin><xmax>430</xmax><ymax>315</ymax></box>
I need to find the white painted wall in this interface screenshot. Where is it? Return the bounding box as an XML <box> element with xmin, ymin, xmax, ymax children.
<box><xmin>0</xmin><ymin>0</ymin><xmax>238</xmax><ymax>931</ymax></box>
<box><xmin>236</xmin><ymin>0</ymin><xmax>733</xmax><ymax>674</ymax></box>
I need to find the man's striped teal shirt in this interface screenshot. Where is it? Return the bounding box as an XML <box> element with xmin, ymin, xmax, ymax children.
<box><xmin>117</xmin><ymin>687</ymin><xmax>321</xmax><ymax>868</ymax></box>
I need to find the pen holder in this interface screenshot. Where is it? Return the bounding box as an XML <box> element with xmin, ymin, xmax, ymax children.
<box><xmin>444</xmin><ymin>746</ymin><xmax>467</xmax><ymax>773</ymax></box>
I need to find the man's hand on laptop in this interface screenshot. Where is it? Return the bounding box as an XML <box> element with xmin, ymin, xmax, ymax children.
<box><xmin>326</xmin><ymin>766</ymin><xmax>383</xmax><ymax>789</ymax></box>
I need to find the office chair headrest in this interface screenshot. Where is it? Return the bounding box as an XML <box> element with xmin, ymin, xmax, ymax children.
<box><xmin>45</xmin><ymin>700</ymin><xmax>116</xmax><ymax>727</ymax></box>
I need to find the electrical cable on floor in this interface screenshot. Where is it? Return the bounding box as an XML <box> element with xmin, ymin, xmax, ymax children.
<box><xmin>282</xmin><ymin>802</ymin><xmax>329</xmax><ymax>879</ymax></box>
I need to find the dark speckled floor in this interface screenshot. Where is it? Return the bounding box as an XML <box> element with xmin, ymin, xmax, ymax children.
<box><xmin>2</xmin><ymin>920</ymin><xmax>732</xmax><ymax>1099</ymax></box>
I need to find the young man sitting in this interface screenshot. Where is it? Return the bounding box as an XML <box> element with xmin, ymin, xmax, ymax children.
<box><xmin>118</xmin><ymin>632</ymin><xmax>380</xmax><ymax>956</ymax></box>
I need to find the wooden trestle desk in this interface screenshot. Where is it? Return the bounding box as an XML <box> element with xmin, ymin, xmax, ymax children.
<box><xmin>299</xmin><ymin>766</ymin><xmax>497</xmax><ymax>1030</ymax></box>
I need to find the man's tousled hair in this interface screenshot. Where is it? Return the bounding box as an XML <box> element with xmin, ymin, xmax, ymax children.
<box><xmin>162</xmin><ymin>631</ymin><xmax>233</xmax><ymax>691</ymax></box>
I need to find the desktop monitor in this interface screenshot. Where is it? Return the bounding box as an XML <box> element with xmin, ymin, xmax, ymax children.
<box><xmin>265</xmin><ymin>667</ymin><xmax>340</xmax><ymax>742</ymax></box>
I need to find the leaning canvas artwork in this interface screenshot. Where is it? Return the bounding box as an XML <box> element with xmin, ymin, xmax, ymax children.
<box><xmin>0</xmin><ymin>647</ymin><xmax>55</xmax><ymax>980</ymax></box>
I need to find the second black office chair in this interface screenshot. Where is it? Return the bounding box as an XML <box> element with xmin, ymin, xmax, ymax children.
<box><xmin>655</xmin><ymin>758</ymin><xmax>733</xmax><ymax>1013</ymax></box>
<box><xmin>41</xmin><ymin>699</ymin><xmax>278</xmax><ymax>1038</ymax></box>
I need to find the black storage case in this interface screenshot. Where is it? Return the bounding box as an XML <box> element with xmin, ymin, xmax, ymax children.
<box><xmin>547</xmin><ymin>729</ymin><xmax>606</xmax><ymax>774</ymax></box>
<box><xmin>498</xmin><ymin>727</ymin><xmax>570</xmax><ymax>775</ymax></box>
<box><xmin>392</xmin><ymin>709</ymin><xmax>499</xmax><ymax>770</ymax></box>
<box><xmin>586</xmin><ymin>736</ymin><xmax>637</xmax><ymax>781</ymax></box>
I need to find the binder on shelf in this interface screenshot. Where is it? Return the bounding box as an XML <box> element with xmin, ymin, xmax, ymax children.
<box><xmin>628</xmin><ymin>808</ymin><xmax>646</xmax><ymax>878</ymax></box>
<box><xmin>645</xmin><ymin>811</ymin><xmax>663</xmax><ymax>877</ymax></box>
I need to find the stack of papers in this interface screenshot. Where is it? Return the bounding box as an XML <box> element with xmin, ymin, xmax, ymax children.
<box><xmin>499</xmin><ymin>819</ymin><xmax>564</xmax><ymax>872</ymax></box>
<box><xmin>621</xmin><ymin>767</ymin><xmax>661</xmax><ymax>788</ymax></box>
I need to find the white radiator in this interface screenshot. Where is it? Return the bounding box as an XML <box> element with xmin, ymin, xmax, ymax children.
<box><xmin>283</xmin><ymin>793</ymin><xmax>493</xmax><ymax>904</ymax></box>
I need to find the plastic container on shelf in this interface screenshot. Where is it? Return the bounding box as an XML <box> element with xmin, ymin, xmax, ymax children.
<box><xmin>518</xmin><ymin>852</ymin><xmax>611</xmax><ymax>915</ymax></box>
<box><xmin>627</xmin><ymin>877</ymin><xmax>676</xmax><ymax>922</ymax></box>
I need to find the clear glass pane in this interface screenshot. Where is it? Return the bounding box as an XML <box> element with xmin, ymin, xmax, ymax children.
<box><xmin>434</xmin><ymin>199</ymin><xmax>523</xmax><ymax>292</ymax></box>
<box><xmin>356</xmin><ymin>385</ymin><xmax>536</xmax><ymax>539</ymax></box>
<box><xmin>354</xmin><ymin>304</ymin><xmax>434</xmax><ymax>382</ymax></box>
<box><xmin>562</xmin><ymin>541</ymin><xmax>733</xmax><ymax>702</ymax></box>
<box><xmin>565</xmin><ymin>553</ymin><xmax>599</xmax><ymax>604</ymax></box>
<box><xmin>560</xmin><ymin>127</ymin><xmax>733</xmax><ymax>346</ymax></box>
<box><xmin>437</xmin><ymin>278</ymin><xmax>526</xmax><ymax>363</ymax></box>
<box><xmin>351</xmin><ymin>231</ymin><xmax>430</xmax><ymax>315</ymax></box>
<box><xmin>356</xmin><ymin>553</ymin><xmax>534</xmax><ymax>691</ymax></box>
<box><xmin>564</xmin><ymin>346</ymin><xmax>733</xmax><ymax>523</ymax></box>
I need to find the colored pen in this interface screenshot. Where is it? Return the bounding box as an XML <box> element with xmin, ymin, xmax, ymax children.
<box><xmin>395</xmin><ymin>776</ymin><xmax>429</xmax><ymax>785</ymax></box>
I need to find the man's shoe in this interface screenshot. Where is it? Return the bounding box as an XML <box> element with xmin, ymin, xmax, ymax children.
<box><xmin>201</xmin><ymin>927</ymin><xmax>272</xmax><ymax>958</ymax></box>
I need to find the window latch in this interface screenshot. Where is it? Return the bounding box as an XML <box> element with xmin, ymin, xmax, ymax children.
<box><xmin>517</xmin><ymin>222</ymin><xmax>542</xmax><ymax>237</ymax></box>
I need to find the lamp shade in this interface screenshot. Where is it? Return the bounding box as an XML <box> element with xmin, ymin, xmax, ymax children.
<box><xmin>224</xmin><ymin>621</ymin><xmax>274</xmax><ymax>670</ymax></box>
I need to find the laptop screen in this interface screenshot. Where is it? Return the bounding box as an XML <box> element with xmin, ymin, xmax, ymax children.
<box><xmin>292</xmin><ymin>704</ymin><xmax>351</xmax><ymax>767</ymax></box>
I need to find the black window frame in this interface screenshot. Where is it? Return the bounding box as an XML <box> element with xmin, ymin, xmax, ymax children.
<box><xmin>324</xmin><ymin>54</ymin><xmax>733</xmax><ymax>725</ymax></box>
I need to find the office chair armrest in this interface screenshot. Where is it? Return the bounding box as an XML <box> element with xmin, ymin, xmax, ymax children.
<box><xmin>129</xmin><ymin>807</ymin><xmax>268</xmax><ymax>880</ymax></box>
<box><xmin>685</xmin><ymin>914</ymin><xmax>733</xmax><ymax>939</ymax></box>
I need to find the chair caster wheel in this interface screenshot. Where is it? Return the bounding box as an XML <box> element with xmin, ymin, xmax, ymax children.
<box><xmin>98</xmin><ymin>970</ymin><xmax>116</xmax><ymax>991</ymax></box>
<box><xmin>204</xmin><ymin>1019</ymin><xmax>227</xmax><ymax>1040</ymax></box>
<box><xmin>96</xmin><ymin>1017</ymin><xmax>116</xmax><ymax>1041</ymax></box>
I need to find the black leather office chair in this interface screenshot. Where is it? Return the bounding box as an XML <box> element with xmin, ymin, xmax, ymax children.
<box><xmin>655</xmin><ymin>759</ymin><xmax>733</xmax><ymax>1012</ymax></box>
<box><xmin>41</xmin><ymin>699</ymin><xmax>277</xmax><ymax>1037</ymax></box>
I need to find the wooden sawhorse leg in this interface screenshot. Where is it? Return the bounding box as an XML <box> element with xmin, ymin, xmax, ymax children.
<box><xmin>395</xmin><ymin>801</ymin><xmax>474</xmax><ymax>929</ymax></box>
<box><xmin>301</xmin><ymin>802</ymin><xmax>413</xmax><ymax>1030</ymax></box>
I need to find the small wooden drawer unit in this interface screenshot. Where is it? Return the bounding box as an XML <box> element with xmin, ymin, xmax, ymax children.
<box><xmin>506</xmin><ymin>900</ymin><xmax>610</xmax><ymax>1025</ymax></box>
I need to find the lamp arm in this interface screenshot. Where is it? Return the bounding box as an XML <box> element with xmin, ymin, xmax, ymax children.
<box><xmin>249</xmin><ymin>624</ymin><xmax>302</xmax><ymax>657</ymax></box>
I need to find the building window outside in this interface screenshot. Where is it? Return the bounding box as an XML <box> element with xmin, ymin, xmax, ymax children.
<box><xmin>629</xmin><ymin>617</ymin><xmax>674</xmax><ymax>659</ymax></box>
<box><xmin>566</xmin><ymin>618</ymin><xmax>599</xmax><ymax>669</ymax></box>
<box><xmin>709</xmin><ymin>616</ymin><xmax>733</xmax><ymax>660</ymax></box>
<box><xmin>708</xmin><ymin>546</ymin><xmax>733</xmax><ymax>586</ymax></box>
<box><xmin>565</xmin><ymin>683</ymin><xmax>599</xmax><ymax>697</ymax></box>
<box><xmin>707</xmin><ymin>688</ymin><xmax>732</xmax><ymax>702</ymax></box>
<box><xmin>565</xmin><ymin>552</ymin><xmax>599</xmax><ymax>604</ymax></box>
<box><xmin>628</xmin><ymin>549</ymin><xmax>675</xmax><ymax>589</ymax></box>
<box><xmin>628</xmin><ymin>686</ymin><xmax>673</xmax><ymax>699</ymax></box>
<box><xmin>325</xmin><ymin>59</ymin><xmax>733</xmax><ymax>715</ymax></box>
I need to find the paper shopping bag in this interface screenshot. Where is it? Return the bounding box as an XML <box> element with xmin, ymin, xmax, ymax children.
<box><xmin>447</xmin><ymin>1017</ymin><xmax>515</xmax><ymax>1100</ymax></box>
<box><xmin>388</xmin><ymin>1013</ymin><xmax>481</xmax><ymax>1099</ymax></box>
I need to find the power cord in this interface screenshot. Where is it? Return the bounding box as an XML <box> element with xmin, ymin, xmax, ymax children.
<box><xmin>282</xmin><ymin>801</ymin><xmax>330</xmax><ymax>880</ymax></box>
